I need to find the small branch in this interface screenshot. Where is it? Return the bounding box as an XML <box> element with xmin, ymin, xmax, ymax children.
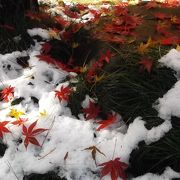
<box><xmin>6</xmin><ymin>160</ymin><xmax>19</xmax><ymax>180</ymax></box>
<box><xmin>112</xmin><ymin>138</ymin><xmax>117</xmax><ymax>160</ymax></box>
<box><xmin>38</xmin><ymin>148</ymin><xmax>56</xmax><ymax>160</ymax></box>
<box><xmin>41</xmin><ymin>116</ymin><xmax>56</xmax><ymax>148</ymax></box>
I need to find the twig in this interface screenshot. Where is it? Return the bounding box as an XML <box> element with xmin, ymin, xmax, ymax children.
<box><xmin>112</xmin><ymin>138</ymin><xmax>117</xmax><ymax>160</ymax></box>
<box><xmin>6</xmin><ymin>160</ymin><xmax>19</xmax><ymax>180</ymax></box>
<box><xmin>41</xmin><ymin>116</ymin><xmax>56</xmax><ymax>148</ymax></box>
<box><xmin>38</xmin><ymin>148</ymin><xmax>56</xmax><ymax>160</ymax></box>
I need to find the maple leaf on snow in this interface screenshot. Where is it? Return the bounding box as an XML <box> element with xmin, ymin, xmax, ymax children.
<box><xmin>9</xmin><ymin>108</ymin><xmax>25</xmax><ymax>119</ymax></box>
<box><xmin>0</xmin><ymin>121</ymin><xmax>11</xmax><ymax>139</ymax></box>
<box><xmin>139</xmin><ymin>58</ymin><xmax>153</xmax><ymax>73</ymax></box>
<box><xmin>22</xmin><ymin>120</ymin><xmax>47</xmax><ymax>148</ymax></box>
<box><xmin>55</xmin><ymin>85</ymin><xmax>72</xmax><ymax>101</ymax></box>
<box><xmin>82</xmin><ymin>100</ymin><xmax>100</xmax><ymax>120</ymax></box>
<box><xmin>11</xmin><ymin>118</ymin><xmax>28</xmax><ymax>126</ymax></box>
<box><xmin>84</xmin><ymin>146</ymin><xmax>105</xmax><ymax>164</ymax></box>
<box><xmin>1</xmin><ymin>85</ymin><xmax>15</xmax><ymax>102</ymax></box>
<box><xmin>96</xmin><ymin>114</ymin><xmax>117</xmax><ymax>131</ymax></box>
<box><xmin>99</xmin><ymin>158</ymin><xmax>128</xmax><ymax>180</ymax></box>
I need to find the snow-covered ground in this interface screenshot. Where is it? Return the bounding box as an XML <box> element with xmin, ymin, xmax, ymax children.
<box><xmin>0</xmin><ymin>28</ymin><xmax>180</xmax><ymax>180</ymax></box>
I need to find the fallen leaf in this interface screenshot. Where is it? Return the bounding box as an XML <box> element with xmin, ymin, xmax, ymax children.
<box><xmin>1</xmin><ymin>86</ymin><xmax>15</xmax><ymax>102</ymax></box>
<box><xmin>99</xmin><ymin>158</ymin><xmax>128</xmax><ymax>180</ymax></box>
<box><xmin>96</xmin><ymin>114</ymin><xmax>117</xmax><ymax>131</ymax></box>
<box><xmin>82</xmin><ymin>100</ymin><xmax>100</xmax><ymax>120</ymax></box>
<box><xmin>145</xmin><ymin>1</ymin><xmax>159</xmax><ymax>9</ymax></box>
<box><xmin>55</xmin><ymin>85</ymin><xmax>72</xmax><ymax>101</ymax></box>
<box><xmin>0</xmin><ymin>121</ymin><xmax>11</xmax><ymax>139</ymax></box>
<box><xmin>154</xmin><ymin>12</ymin><xmax>168</xmax><ymax>20</ymax></box>
<box><xmin>22</xmin><ymin>120</ymin><xmax>47</xmax><ymax>148</ymax></box>
<box><xmin>139</xmin><ymin>58</ymin><xmax>153</xmax><ymax>73</ymax></box>
<box><xmin>84</xmin><ymin>146</ymin><xmax>105</xmax><ymax>164</ymax></box>
<box><xmin>41</xmin><ymin>42</ymin><xmax>52</xmax><ymax>54</ymax></box>
<box><xmin>11</xmin><ymin>118</ymin><xmax>28</xmax><ymax>126</ymax></box>
<box><xmin>9</xmin><ymin>109</ymin><xmax>25</xmax><ymax>119</ymax></box>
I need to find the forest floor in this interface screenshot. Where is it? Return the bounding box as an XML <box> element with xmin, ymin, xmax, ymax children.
<box><xmin>0</xmin><ymin>1</ymin><xmax>180</xmax><ymax>180</ymax></box>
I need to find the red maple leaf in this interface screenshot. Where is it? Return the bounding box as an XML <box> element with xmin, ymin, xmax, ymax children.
<box><xmin>96</xmin><ymin>114</ymin><xmax>117</xmax><ymax>131</ymax></box>
<box><xmin>99</xmin><ymin>50</ymin><xmax>113</xmax><ymax>64</ymax></box>
<box><xmin>36</xmin><ymin>54</ymin><xmax>57</xmax><ymax>65</ymax></box>
<box><xmin>114</xmin><ymin>6</ymin><xmax>127</xmax><ymax>16</ymax></box>
<box><xmin>82</xmin><ymin>100</ymin><xmax>100</xmax><ymax>120</ymax></box>
<box><xmin>139</xmin><ymin>59</ymin><xmax>153</xmax><ymax>73</ymax></box>
<box><xmin>1</xmin><ymin>86</ymin><xmax>15</xmax><ymax>102</ymax></box>
<box><xmin>25</xmin><ymin>11</ymin><xmax>41</xmax><ymax>21</ymax></box>
<box><xmin>161</xmin><ymin>36</ymin><xmax>180</xmax><ymax>45</ymax></box>
<box><xmin>55</xmin><ymin>85</ymin><xmax>72</xmax><ymax>101</ymax></box>
<box><xmin>145</xmin><ymin>1</ymin><xmax>159</xmax><ymax>9</ymax></box>
<box><xmin>154</xmin><ymin>13</ymin><xmax>168</xmax><ymax>20</ymax></box>
<box><xmin>99</xmin><ymin>158</ymin><xmax>128</xmax><ymax>180</ymax></box>
<box><xmin>156</xmin><ymin>23</ymin><xmax>170</xmax><ymax>36</ymax></box>
<box><xmin>41</xmin><ymin>43</ymin><xmax>52</xmax><ymax>54</ymax></box>
<box><xmin>0</xmin><ymin>121</ymin><xmax>11</xmax><ymax>139</ymax></box>
<box><xmin>54</xmin><ymin>16</ymin><xmax>70</xmax><ymax>27</ymax></box>
<box><xmin>11</xmin><ymin>118</ymin><xmax>28</xmax><ymax>126</ymax></box>
<box><xmin>22</xmin><ymin>120</ymin><xmax>47</xmax><ymax>148</ymax></box>
<box><xmin>64</xmin><ymin>6</ymin><xmax>79</xmax><ymax>19</ymax></box>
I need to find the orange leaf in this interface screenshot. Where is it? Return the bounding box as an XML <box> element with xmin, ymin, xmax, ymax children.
<box><xmin>84</xmin><ymin>146</ymin><xmax>105</xmax><ymax>164</ymax></box>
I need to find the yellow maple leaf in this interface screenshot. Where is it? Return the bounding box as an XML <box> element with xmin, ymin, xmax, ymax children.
<box><xmin>176</xmin><ymin>45</ymin><xmax>180</xmax><ymax>51</ymax></box>
<box><xmin>80</xmin><ymin>66</ymin><xmax>88</xmax><ymax>73</ymax></box>
<box><xmin>39</xmin><ymin>110</ymin><xmax>47</xmax><ymax>117</ymax></box>
<box><xmin>9</xmin><ymin>109</ymin><xmax>25</xmax><ymax>119</ymax></box>
<box><xmin>137</xmin><ymin>37</ymin><xmax>154</xmax><ymax>55</ymax></box>
<box><xmin>49</xmin><ymin>28</ymin><xmax>61</xmax><ymax>40</ymax></box>
<box><xmin>171</xmin><ymin>16</ymin><xmax>178</xmax><ymax>24</ymax></box>
<box><xmin>95</xmin><ymin>74</ymin><xmax>105</xmax><ymax>82</ymax></box>
<box><xmin>72</xmin><ymin>42</ymin><xmax>79</xmax><ymax>48</ymax></box>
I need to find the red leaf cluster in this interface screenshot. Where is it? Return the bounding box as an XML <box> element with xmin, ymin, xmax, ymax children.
<box><xmin>86</xmin><ymin>50</ymin><xmax>112</xmax><ymax>82</ymax></box>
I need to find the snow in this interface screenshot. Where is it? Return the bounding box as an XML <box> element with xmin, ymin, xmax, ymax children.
<box><xmin>0</xmin><ymin>28</ymin><xmax>180</xmax><ymax>180</ymax></box>
<box><xmin>155</xmin><ymin>49</ymin><xmax>180</xmax><ymax>120</ymax></box>
<box><xmin>27</xmin><ymin>28</ymin><xmax>50</xmax><ymax>40</ymax></box>
<box><xmin>133</xmin><ymin>167</ymin><xmax>180</xmax><ymax>180</ymax></box>
<box><xmin>159</xmin><ymin>49</ymin><xmax>180</xmax><ymax>75</ymax></box>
